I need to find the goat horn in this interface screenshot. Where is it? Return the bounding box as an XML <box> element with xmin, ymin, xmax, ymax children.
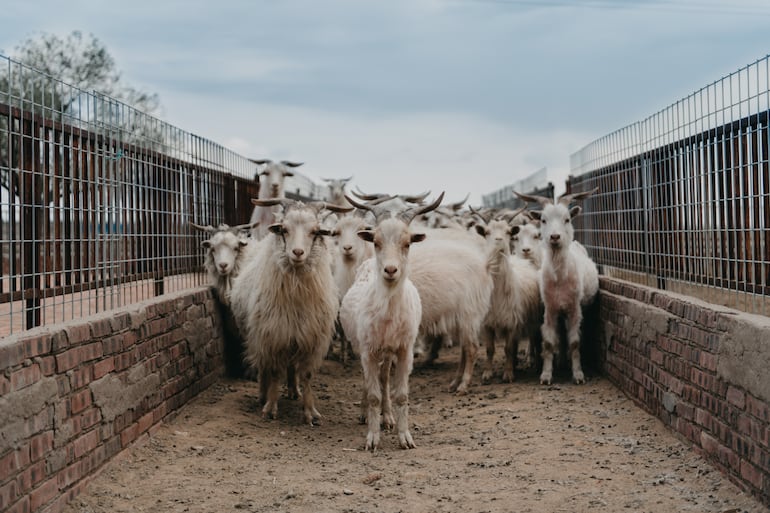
<box><xmin>280</xmin><ymin>160</ymin><xmax>304</xmax><ymax>167</ymax></box>
<box><xmin>399</xmin><ymin>191</ymin><xmax>431</xmax><ymax>204</ymax></box>
<box><xmin>344</xmin><ymin>194</ymin><xmax>375</xmax><ymax>213</ymax></box>
<box><xmin>351</xmin><ymin>187</ymin><xmax>385</xmax><ymax>201</ymax></box>
<box><xmin>400</xmin><ymin>191</ymin><xmax>445</xmax><ymax>225</ymax></box>
<box><xmin>450</xmin><ymin>193</ymin><xmax>470</xmax><ymax>211</ymax></box>
<box><xmin>513</xmin><ymin>190</ymin><xmax>552</xmax><ymax>207</ymax></box>
<box><xmin>190</xmin><ymin>222</ymin><xmax>217</xmax><ymax>233</ymax></box>
<box><xmin>557</xmin><ymin>186</ymin><xmax>599</xmax><ymax>205</ymax></box>
<box><xmin>230</xmin><ymin>221</ymin><xmax>259</xmax><ymax>233</ymax></box>
<box><xmin>249</xmin><ymin>158</ymin><xmax>271</xmax><ymax>165</ymax></box>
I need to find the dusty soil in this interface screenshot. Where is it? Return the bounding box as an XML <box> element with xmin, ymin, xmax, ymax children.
<box><xmin>64</xmin><ymin>346</ymin><xmax>767</xmax><ymax>513</ymax></box>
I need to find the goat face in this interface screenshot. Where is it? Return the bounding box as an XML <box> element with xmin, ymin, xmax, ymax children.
<box><xmin>531</xmin><ymin>203</ymin><xmax>580</xmax><ymax>251</ymax></box>
<box><xmin>269</xmin><ymin>208</ymin><xmax>330</xmax><ymax>270</ymax></box>
<box><xmin>259</xmin><ymin>162</ymin><xmax>295</xmax><ymax>198</ymax></box>
<box><xmin>203</xmin><ymin>231</ymin><xmax>246</xmax><ymax>275</ymax></box>
<box><xmin>332</xmin><ymin>215</ymin><xmax>369</xmax><ymax>263</ymax></box>
<box><xmin>512</xmin><ymin>222</ymin><xmax>541</xmax><ymax>261</ymax></box>
<box><xmin>475</xmin><ymin>219</ymin><xmax>512</xmax><ymax>254</ymax></box>
<box><xmin>359</xmin><ymin>217</ymin><xmax>425</xmax><ymax>286</ymax></box>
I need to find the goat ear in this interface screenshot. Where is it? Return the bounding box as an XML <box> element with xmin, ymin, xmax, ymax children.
<box><xmin>268</xmin><ymin>224</ymin><xmax>285</xmax><ymax>235</ymax></box>
<box><xmin>357</xmin><ymin>230</ymin><xmax>375</xmax><ymax>243</ymax></box>
<box><xmin>201</xmin><ymin>240</ymin><xmax>211</xmax><ymax>249</ymax></box>
<box><xmin>569</xmin><ymin>205</ymin><xmax>582</xmax><ymax>218</ymax></box>
<box><xmin>283</xmin><ymin>171</ymin><xmax>295</xmax><ymax>177</ymax></box>
<box><xmin>474</xmin><ymin>224</ymin><xmax>487</xmax><ymax>237</ymax></box>
<box><xmin>410</xmin><ymin>233</ymin><xmax>426</xmax><ymax>244</ymax></box>
<box><xmin>528</xmin><ymin>210</ymin><xmax>542</xmax><ymax>222</ymax></box>
<box><xmin>511</xmin><ymin>225</ymin><xmax>521</xmax><ymax>236</ymax></box>
<box><xmin>239</xmin><ymin>239</ymin><xmax>248</xmax><ymax>247</ymax></box>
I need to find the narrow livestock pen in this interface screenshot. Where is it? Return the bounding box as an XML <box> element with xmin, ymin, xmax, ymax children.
<box><xmin>1</xmin><ymin>54</ymin><xmax>770</xmax><ymax>513</ymax></box>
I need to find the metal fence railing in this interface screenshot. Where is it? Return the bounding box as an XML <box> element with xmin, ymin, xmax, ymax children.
<box><xmin>569</xmin><ymin>54</ymin><xmax>770</xmax><ymax>316</ymax></box>
<box><xmin>0</xmin><ymin>55</ymin><xmax>267</xmax><ymax>336</ymax></box>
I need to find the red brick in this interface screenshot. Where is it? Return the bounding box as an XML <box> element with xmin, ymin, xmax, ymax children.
<box><xmin>698</xmin><ymin>351</ymin><xmax>718</xmax><ymax>372</ymax></box>
<box><xmin>68</xmin><ymin>365</ymin><xmax>93</xmax><ymax>390</ymax></box>
<box><xmin>16</xmin><ymin>460</ymin><xmax>46</xmax><ymax>493</ymax></box>
<box><xmin>29</xmin><ymin>430</ymin><xmax>54</xmax><ymax>462</ymax></box>
<box><xmin>137</xmin><ymin>411</ymin><xmax>154</xmax><ymax>436</ymax></box>
<box><xmin>64</xmin><ymin>324</ymin><xmax>91</xmax><ymax>345</ymax></box>
<box><xmin>4</xmin><ymin>496</ymin><xmax>29</xmax><ymax>513</ymax></box>
<box><xmin>120</xmin><ymin>422</ymin><xmax>140</xmax><ymax>447</ymax></box>
<box><xmin>0</xmin><ymin>450</ymin><xmax>20</xmax><ymax>483</ymax></box>
<box><xmin>745</xmin><ymin>394</ymin><xmax>769</xmax><ymax>422</ymax></box>
<box><xmin>93</xmin><ymin>357</ymin><xmax>115</xmax><ymax>379</ymax></box>
<box><xmin>29</xmin><ymin>476</ymin><xmax>58</xmax><ymax>511</ymax></box>
<box><xmin>55</xmin><ymin>347</ymin><xmax>80</xmax><ymax>372</ymax></box>
<box><xmin>70</xmin><ymin>389</ymin><xmax>92</xmax><ymax>415</ymax></box>
<box><xmin>72</xmin><ymin>430</ymin><xmax>100</xmax><ymax>460</ymax></box>
<box><xmin>700</xmin><ymin>431</ymin><xmax>721</xmax><ymax>456</ymax></box>
<box><xmin>36</xmin><ymin>356</ymin><xmax>56</xmax><ymax>376</ymax></box>
<box><xmin>726</xmin><ymin>386</ymin><xmax>746</xmax><ymax>410</ymax></box>
<box><xmin>11</xmin><ymin>364</ymin><xmax>43</xmax><ymax>390</ymax></box>
<box><xmin>0</xmin><ymin>479</ymin><xmax>19</xmax><ymax>511</ymax></box>
<box><xmin>89</xmin><ymin>317</ymin><xmax>113</xmax><ymax>338</ymax></box>
<box><xmin>740</xmin><ymin>459</ymin><xmax>763</xmax><ymax>489</ymax></box>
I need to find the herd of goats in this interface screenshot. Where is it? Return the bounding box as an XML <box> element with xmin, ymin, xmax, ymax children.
<box><xmin>190</xmin><ymin>159</ymin><xmax>600</xmax><ymax>451</ymax></box>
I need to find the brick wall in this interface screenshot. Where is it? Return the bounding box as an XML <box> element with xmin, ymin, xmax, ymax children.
<box><xmin>0</xmin><ymin>287</ymin><xmax>225</xmax><ymax>513</ymax></box>
<box><xmin>599</xmin><ymin>276</ymin><xmax>770</xmax><ymax>506</ymax></box>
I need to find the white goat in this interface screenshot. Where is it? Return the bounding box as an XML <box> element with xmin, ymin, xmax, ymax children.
<box><xmin>323</xmin><ymin>176</ymin><xmax>353</xmax><ymax>207</ymax></box>
<box><xmin>408</xmin><ymin>237</ymin><xmax>493</xmax><ymax>395</ymax></box>
<box><xmin>190</xmin><ymin>222</ymin><xmax>255</xmax><ymax>305</ymax></box>
<box><xmin>473</xmin><ymin>217</ymin><xmax>542</xmax><ymax>384</ymax></box>
<box><xmin>248</xmin><ymin>159</ymin><xmax>303</xmax><ymax>239</ymax></box>
<box><xmin>512</xmin><ymin>220</ymin><xmax>543</xmax><ymax>269</ymax></box>
<box><xmin>514</xmin><ymin>188</ymin><xmax>600</xmax><ymax>385</ymax></box>
<box><xmin>329</xmin><ymin>212</ymin><xmax>375</xmax><ymax>362</ymax></box>
<box><xmin>340</xmin><ymin>193</ymin><xmax>444</xmax><ymax>450</ymax></box>
<box><xmin>230</xmin><ymin>198</ymin><xmax>352</xmax><ymax>424</ymax></box>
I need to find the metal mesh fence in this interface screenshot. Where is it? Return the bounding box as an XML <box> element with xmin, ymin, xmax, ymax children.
<box><xmin>569</xmin><ymin>55</ymin><xmax>770</xmax><ymax>316</ymax></box>
<box><xmin>0</xmin><ymin>55</ymin><xmax>260</xmax><ymax>336</ymax></box>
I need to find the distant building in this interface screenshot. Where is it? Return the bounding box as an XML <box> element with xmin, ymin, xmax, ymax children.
<box><xmin>481</xmin><ymin>167</ymin><xmax>553</xmax><ymax>209</ymax></box>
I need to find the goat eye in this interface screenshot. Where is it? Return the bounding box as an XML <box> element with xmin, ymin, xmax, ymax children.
<box><xmin>565</xmin><ymin>218</ymin><xmax>571</xmax><ymax>224</ymax></box>
<box><xmin>541</xmin><ymin>219</ymin><xmax>547</xmax><ymax>224</ymax></box>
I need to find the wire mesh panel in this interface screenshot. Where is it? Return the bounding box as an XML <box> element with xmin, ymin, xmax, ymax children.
<box><xmin>0</xmin><ymin>56</ymin><xmax>259</xmax><ymax>336</ymax></box>
<box><xmin>570</xmin><ymin>55</ymin><xmax>770</xmax><ymax>316</ymax></box>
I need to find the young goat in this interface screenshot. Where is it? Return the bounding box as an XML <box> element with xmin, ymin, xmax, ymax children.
<box><xmin>340</xmin><ymin>193</ymin><xmax>444</xmax><ymax>451</ymax></box>
<box><xmin>231</xmin><ymin>198</ymin><xmax>352</xmax><ymax>424</ymax></box>
<box><xmin>514</xmin><ymin>188</ymin><xmax>599</xmax><ymax>385</ymax></box>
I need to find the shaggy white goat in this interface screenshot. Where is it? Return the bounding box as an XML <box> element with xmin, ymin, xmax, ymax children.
<box><xmin>230</xmin><ymin>198</ymin><xmax>352</xmax><ymax>424</ymax></box>
<box><xmin>408</xmin><ymin>237</ymin><xmax>493</xmax><ymax>395</ymax></box>
<box><xmin>248</xmin><ymin>159</ymin><xmax>303</xmax><ymax>238</ymax></box>
<box><xmin>515</xmin><ymin>188</ymin><xmax>600</xmax><ymax>385</ymax></box>
<box><xmin>190</xmin><ymin>222</ymin><xmax>255</xmax><ymax>305</ymax></box>
<box><xmin>473</xmin><ymin>217</ymin><xmax>542</xmax><ymax>384</ymax></box>
<box><xmin>340</xmin><ymin>193</ymin><xmax>444</xmax><ymax>450</ymax></box>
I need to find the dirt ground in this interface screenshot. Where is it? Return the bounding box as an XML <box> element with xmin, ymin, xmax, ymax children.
<box><xmin>63</xmin><ymin>346</ymin><xmax>768</xmax><ymax>513</ymax></box>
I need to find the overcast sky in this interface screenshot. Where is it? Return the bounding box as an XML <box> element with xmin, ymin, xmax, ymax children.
<box><xmin>3</xmin><ymin>0</ymin><xmax>770</xmax><ymax>205</ymax></box>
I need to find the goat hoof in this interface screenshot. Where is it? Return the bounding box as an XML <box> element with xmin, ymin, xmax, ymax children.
<box><xmin>481</xmin><ymin>372</ymin><xmax>493</xmax><ymax>385</ymax></box>
<box><xmin>539</xmin><ymin>374</ymin><xmax>552</xmax><ymax>386</ymax></box>
<box><xmin>399</xmin><ymin>431</ymin><xmax>416</xmax><ymax>449</ymax></box>
<box><xmin>365</xmin><ymin>432</ymin><xmax>380</xmax><ymax>451</ymax></box>
<box><xmin>502</xmin><ymin>371</ymin><xmax>515</xmax><ymax>383</ymax></box>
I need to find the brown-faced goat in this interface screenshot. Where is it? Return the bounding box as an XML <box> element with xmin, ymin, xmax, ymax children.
<box><xmin>248</xmin><ymin>159</ymin><xmax>303</xmax><ymax>238</ymax></box>
<box><xmin>514</xmin><ymin>188</ymin><xmax>599</xmax><ymax>385</ymax></box>
<box><xmin>339</xmin><ymin>193</ymin><xmax>444</xmax><ymax>450</ymax></box>
<box><xmin>230</xmin><ymin>198</ymin><xmax>352</xmax><ymax>424</ymax></box>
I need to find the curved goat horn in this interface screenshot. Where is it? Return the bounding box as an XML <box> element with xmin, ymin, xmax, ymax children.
<box><xmin>229</xmin><ymin>222</ymin><xmax>259</xmax><ymax>233</ymax></box>
<box><xmin>399</xmin><ymin>191</ymin><xmax>431</xmax><ymax>204</ymax></box>
<box><xmin>190</xmin><ymin>222</ymin><xmax>217</xmax><ymax>233</ymax></box>
<box><xmin>400</xmin><ymin>191</ymin><xmax>445</xmax><ymax>225</ymax></box>
<box><xmin>513</xmin><ymin>190</ymin><xmax>553</xmax><ymax>207</ymax></box>
<box><xmin>557</xmin><ymin>187</ymin><xmax>599</xmax><ymax>205</ymax></box>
